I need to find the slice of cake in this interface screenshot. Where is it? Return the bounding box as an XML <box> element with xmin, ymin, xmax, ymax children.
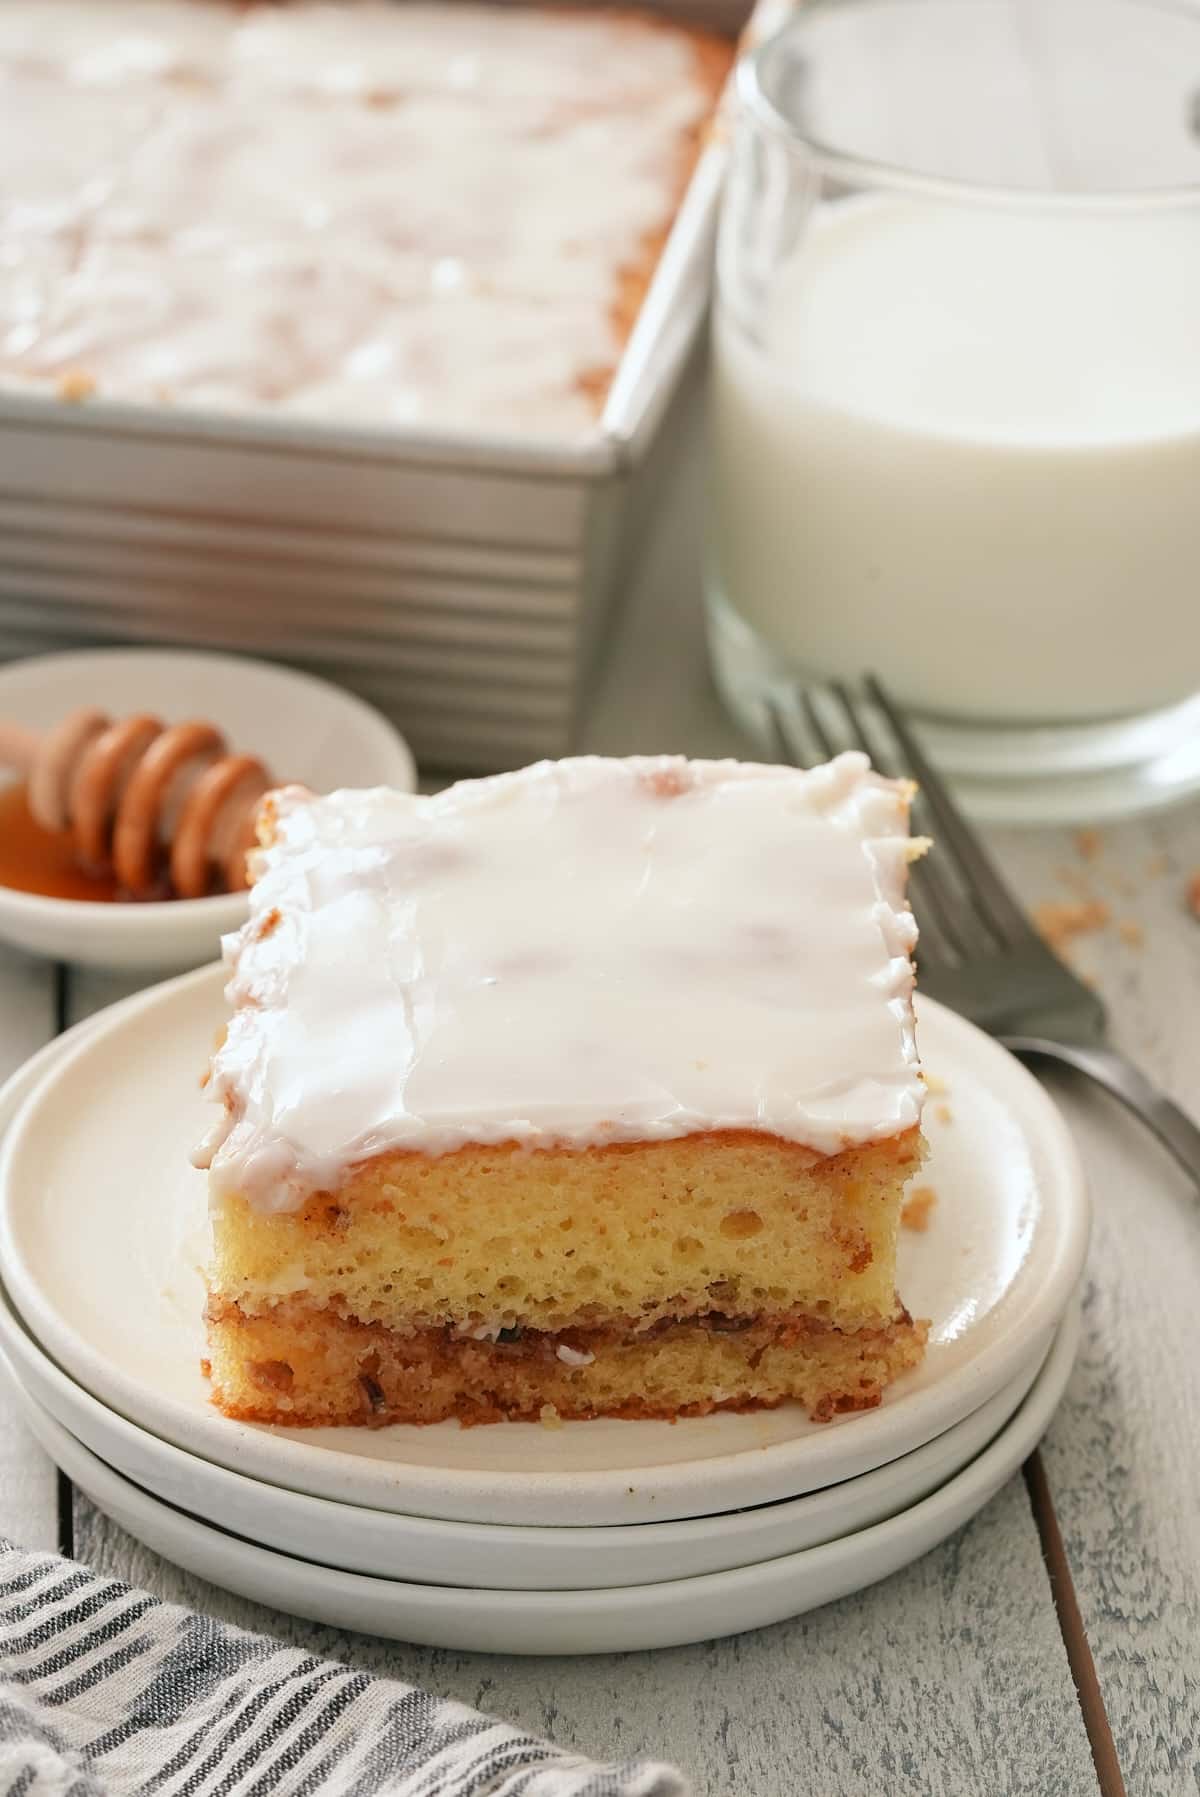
<box><xmin>196</xmin><ymin>754</ymin><xmax>929</xmax><ymax>1427</ymax></box>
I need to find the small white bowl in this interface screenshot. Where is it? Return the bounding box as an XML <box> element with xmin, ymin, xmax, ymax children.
<box><xmin>0</xmin><ymin>648</ymin><xmax>416</xmax><ymax>970</ymax></box>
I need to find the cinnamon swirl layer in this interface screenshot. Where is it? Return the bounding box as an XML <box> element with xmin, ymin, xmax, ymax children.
<box><xmin>204</xmin><ymin>1297</ymin><xmax>929</xmax><ymax>1427</ymax></box>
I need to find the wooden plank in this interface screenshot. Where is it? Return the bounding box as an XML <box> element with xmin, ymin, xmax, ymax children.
<box><xmin>66</xmin><ymin>964</ymin><xmax>161</xmax><ymax>1028</ymax></box>
<box><xmin>0</xmin><ymin>943</ymin><xmax>55</xmax><ymax>1084</ymax></box>
<box><xmin>0</xmin><ymin>942</ymin><xmax>59</xmax><ymax>1551</ymax></box>
<box><xmin>73</xmin><ymin>1475</ymin><xmax>1098</xmax><ymax>1797</ymax></box>
<box><xmin>989</xmin><ymin>815</ymin><xmax>1200</xmax><ymax>1796</ymax></box>
<box><xmin>1024</xmin><ymin>1453</ymin><xmax>1126</xmax><ymax>1797</ymax></box>
<box><xmin>0</xmin><ymin>1360</ymin><xmax>60</xmax><ymax>1554</ymax></box>
<box><xmin>1034</xmin><ymin>1081</ymin><xmax>1200</xmax><ymax>1797</ymax></box>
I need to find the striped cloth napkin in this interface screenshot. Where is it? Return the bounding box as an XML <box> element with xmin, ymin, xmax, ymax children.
<box><xmin>0</xmin><ymin>1540</ymin><xmax>688</xmax><ymax>1796</ymax></box>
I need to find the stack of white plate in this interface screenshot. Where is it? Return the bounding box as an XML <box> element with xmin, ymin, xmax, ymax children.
<box><xmin>0</xmin><ymin>970</ymin><xmax>1090</xmax><ymax>1655</ymax></box>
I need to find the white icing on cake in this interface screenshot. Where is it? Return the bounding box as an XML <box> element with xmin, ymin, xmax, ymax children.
<box><xmin>197</xmin><ymin>754</ymin><xmax>924</xmax><ymax>1211</ymax></box>
<box><xmin>0</xmin><ymin>0</ymin><xmax>718</xmax><ymax>436</ymax></box>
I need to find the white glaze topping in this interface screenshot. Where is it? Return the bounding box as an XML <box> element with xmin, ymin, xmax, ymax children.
<box><xmin>0</xmin><ymin>1</ymin><xmax>718</xmax><ymax>436</ymax></box>
<box><xmin>197</xmin><ymin>754</ymin><xmax>924</xmax><ymax>1211</ymax></box>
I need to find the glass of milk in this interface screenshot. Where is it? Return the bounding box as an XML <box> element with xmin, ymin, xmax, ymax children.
<box><xmin>707</xmin><ymin>0</ymin><xmax>1200</xmax><ymax>821</ymax></box>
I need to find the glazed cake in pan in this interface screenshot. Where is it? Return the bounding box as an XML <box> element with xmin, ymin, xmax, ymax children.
<box><xmin>0</xmin><ymin>0</ymin><xmax>731</xmax><ymax>436</ymax></box>
<box><xmin>196</xmin><ymin>755</ymin><xmax>929</xmax><ymax>1427</ymax></box>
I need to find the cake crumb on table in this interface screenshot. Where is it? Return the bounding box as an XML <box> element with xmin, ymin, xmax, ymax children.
<box><xmin>1188</xmin><ymin>874</ymin><xmax>1200</xmax><ymax>919</ymax></box>
<box><xmin>935</xmin><ymin>1102</ymin><xmax>953</xmax><ymax>1125</ymax></box>
<box><xmin>1118</xmin><ymin>919</ymin><xmax>1144</xmax><ymax>949</ymax></box>
<box><xmin>923</xmin><ymin>1071</ymin><xmax>949</xmax><ymax>1096</ymax></box>
<box><xmin>57</xmin><ymin>367</ymin><xmax>96</xmax><ymax>402</ymax></box>
<box><xmin>901</xmin><ymin>1187</ymin><xmax>938</xmax><ymax>1232</ymax></box>
<box><xmin>1033</xmin><ymin>898</ymin><xmax>1110</xmax><ymax>953</ymax></box>
<box><xmin>1074</xmin><ymin>828</ymin><xmax>1103</xmax><ymax>861</ymax></box>
<box><xmin>539</xmin><ymin>1404</ymin><xmax>565</xmax><ymax>1431</ymax></box>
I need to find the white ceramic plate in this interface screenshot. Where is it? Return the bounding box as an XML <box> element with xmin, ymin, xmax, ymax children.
<box><xmin>9</xmin><ymin>1303</ymin><xmax>1080</xmax><ymax>1654</ymax></box>
<box><xmin>0</xmin><ymin>648</ymin><xmax>415</xmax><ymax>968</ymax></box>
<box><xmin>0</xmin><ymin>965</ymin><xmax>1089</xmax><ymax>1525</ymax></box>
<box><xmin>0</xmin><ymin>1266</ymin><xmax>1055</xmax><ymax>1589</ymax></box>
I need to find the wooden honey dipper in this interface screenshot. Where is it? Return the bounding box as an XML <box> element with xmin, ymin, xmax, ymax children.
<box><xmin>0</xmin><ymin>708</ymin><xmax>274</xmax><ymax>899</ymax></box>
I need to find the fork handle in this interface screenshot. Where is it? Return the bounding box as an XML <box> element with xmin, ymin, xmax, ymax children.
<box><xmin>1002</xmin><ymin>1036</ymin><xmax>1200</xmax><ymax>1193</ymax></box>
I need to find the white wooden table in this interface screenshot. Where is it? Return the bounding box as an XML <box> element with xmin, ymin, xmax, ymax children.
<box><xmin>2</xmin><ymin>408</ymin><xmax>1198</xmax><ymax>1796</ymax></box>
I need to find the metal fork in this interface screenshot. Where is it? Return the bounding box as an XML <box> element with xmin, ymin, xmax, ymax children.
<box><xmin>766</xmin><ymin>674</ymin><xmax>1200</xmax><ymax>1190</ymax></box>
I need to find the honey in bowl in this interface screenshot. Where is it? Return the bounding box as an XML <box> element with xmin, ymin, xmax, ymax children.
<box><xmin>0</xmin><ymin>782</ymin><xmax>125</xmax><ymax>902</ymax></box>
<box><xmin>0</xmin><ymin>707</ymin><xmax>273</xmax><ymax>902</ymax></box>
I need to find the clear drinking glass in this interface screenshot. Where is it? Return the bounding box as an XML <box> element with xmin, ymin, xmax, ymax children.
<box><xmin>706</xmin><ymin>0</ymin><xmax>1200</xmax><ymax>822</ymax></box>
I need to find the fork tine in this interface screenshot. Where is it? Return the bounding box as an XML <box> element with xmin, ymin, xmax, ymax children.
<box><xmin>865</xmin><ymin>673</ymin><xmax>1040</xmax><ymax>949</ymax></box>
<box><xmin>826</xmin><ymin>682</ymin><xmax>982</xmax><ymax>966</ymax></box>
<box><xmin>827</xmin><ymin>681</ymin><xmax>899</xmax><ymax>778</ymax></box>
<box><xmin>760</xmin><ymin>692</ymin><xmax>794</xmax><ymax>766</ymax></box>
<box><xmin>797</xmin><ymin>687</ymin><xmax>838</xmax><ymax>762</ymax></box>
<box><xmin>765</xmin><ymin>691</ymin><xmax>827</xmax><ymax>771</ymax></box>
<box><xmin>771</xmin><ymin>684</ymin><xmax>962</xmax><ymax>971</ymax></box>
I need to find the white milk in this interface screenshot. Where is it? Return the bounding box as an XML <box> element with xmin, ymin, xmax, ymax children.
<box><xmin>710</xmin><ymin>198</ymin><xmax>1200</xmax><ymax>721</ymax></box>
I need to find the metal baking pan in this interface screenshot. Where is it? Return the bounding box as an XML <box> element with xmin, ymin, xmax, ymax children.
<box><xmin>0</xmin><ymin>0</ymin><xmax>781</xmax><ymax>772</ymax></box>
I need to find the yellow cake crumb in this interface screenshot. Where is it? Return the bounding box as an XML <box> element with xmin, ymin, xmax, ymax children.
<box><xmin>211</xmin><ymin>1133</ymin><xmax>922</xmax><ymax>1339</ymax></box>
<box><xmin>539</xmin><ymin>1404</ymin><xmax>564</xmax><ymax>1430</ymax></box>
<box><xmin>923</xmin><ymin>1072</ymin><xmax>949</xmax><ymax>1096</ymax></box>
<box><xmin>901</xmin><ymin>1187</ymin><xmax>938</xmax><ymax>1233</ymax></box>
<box><xmin>935</xmin><ymin>1102</ymin><xmax>953</xmax><ymax>1126</ymax></box>
<box><xmin>1033</xmin><ymin>899</ymin><xmax>1110</xmax><ymax>953</ymax></box>
<box><xmin>57</xmin><ymin>367</ymin><xmax>96</xmax><ymax>402</ymax></box>
<box><xmin>1118</xmin><ymin>919</ymin><xmax>1144</xmax><ymax>949</ymax></box>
